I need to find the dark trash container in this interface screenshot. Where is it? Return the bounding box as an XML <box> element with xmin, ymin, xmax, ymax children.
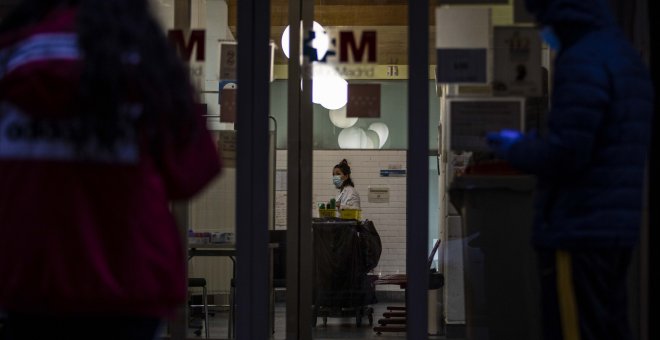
<box><xmin>311</xmin><ymin>218</ymin><xmax>381</xmax><ymax>327</ymax></box>
<box><xmin>449</xmin><ymin>175</ymin><xmax>541</xmax><ymax>340</ymax></box>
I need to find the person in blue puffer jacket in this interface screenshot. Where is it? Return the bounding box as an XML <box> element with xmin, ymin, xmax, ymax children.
<box><xmin>487</xmin><ymin>0</ymin><xmax>653</xmax><ymax>339</ymax></box>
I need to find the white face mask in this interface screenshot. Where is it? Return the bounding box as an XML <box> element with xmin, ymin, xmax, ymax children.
<box><xmin>332</xmin><ymin>175</ymin><xmax>343</xmax><ymax>188</ymax></box>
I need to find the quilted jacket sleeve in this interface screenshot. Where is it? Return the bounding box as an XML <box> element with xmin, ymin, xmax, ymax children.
<box><xmin>506</xmin><ymin>51</ymin><xmax>610</xmax><ymax>178</ymax></box>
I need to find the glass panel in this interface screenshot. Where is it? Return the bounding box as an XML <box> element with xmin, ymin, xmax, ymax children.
<box><xmin>306</xmin><ymin>2</ymin><xmax>410</xmax><ymax>339</ymax></box>
<box><xmin>434</xmin><ymin>1</ymin><xmax>546</xmax><ymax>339</ymax></box>
<box><xmin>189</xmin><ymin>1</ymin><xmax>237</xmax><ymax>338</ymax></box>
<box><xmin>153</xmin><ymin>0</ymin><xmax>247</xmax><ymax>338</ymax></box>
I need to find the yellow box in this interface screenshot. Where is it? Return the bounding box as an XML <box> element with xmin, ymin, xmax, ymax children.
<box><xmin>339</xmin><ymin>209</ymin><xmax>361</xmax><ymax>220</ymax></box>
<box><xmin>318</xmin><ymin>209</ymin><xmax>337</xmax><ymax>218</ymax></box>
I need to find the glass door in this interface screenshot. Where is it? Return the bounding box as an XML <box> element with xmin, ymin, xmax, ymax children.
<box><xmin>281</xmin><ymin>1</ymin><xmax>434</xmax><ymax>339</ymax></box>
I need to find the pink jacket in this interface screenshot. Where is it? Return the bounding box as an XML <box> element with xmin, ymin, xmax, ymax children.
<box><xmin>0</xmin><ymin>8</ymin><xmax>221</xmax><ymax>317</ymax></box>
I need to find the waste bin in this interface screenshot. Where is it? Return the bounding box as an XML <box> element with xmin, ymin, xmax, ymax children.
<box><xmin>311</xmin><ymin>218</ymin><xmax>380</xmax><ymax>327</ymax></box>
<box><xmin>428</xmin><ymin>271</ymin><xmax>444</xmax><ymax>335</ymax></box>
<box><xmin>449</xmin><ymin>175</ymin><xmax>541</xmax><ymax>340</ymax></box>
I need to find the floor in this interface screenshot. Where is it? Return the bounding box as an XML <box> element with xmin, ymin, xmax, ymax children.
<box><xmin>172</xmin><ymin>302</ymin><xmax>453</xmax><ymax>340</ymax></box>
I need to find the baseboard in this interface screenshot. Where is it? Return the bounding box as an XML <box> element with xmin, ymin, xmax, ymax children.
<box><xmin>272</xmin><ymin>289</ymin><xmax>405</xmax><ymax>304</ymax></box>
<box><xmin>272</xmin><ymin>289</ymin><xmax>404</xmax><ymax>304</ymax></box>
<box><xmin>375</xmin><ymin>290</ymin><xmax>405</xmax><ymax>303</ymax></box>
<box><xmin>444</xmin><ymin>323</ymin><xmax>466</xmax><ymax>339</ymax></box>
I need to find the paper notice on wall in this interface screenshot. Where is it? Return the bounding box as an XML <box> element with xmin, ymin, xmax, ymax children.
<box><xmin>436</xmin><ymin>49</ymin><xmax>488</xmax><ymax>84</ymax></box>
<box><xmin>435</xmin><ymin>7</ymin><xmax>491</xmax><ymax>84</ymax></box>
<box><xmin>276</xmin><ymin>170</ymin><xmax>288</xmax><ymax>191</ymax></box>
<box><xmin>493</xmin><ymin>26</ymin><xmax>542</xmax><ymax>96</ymax></box>
<box><xmin>219</xmin><ymin>42</ymin><xmax>237</xmax><ymax>80</ymax></box>
<box><xmin>218</xmin><ymin>130</ymin><xmax>236</xmax><ymax>168</ymax></box>
<box><xmin>275</xmin><ymin>191</ymin><xmax>287</xmax><ymax>227</ymax></box>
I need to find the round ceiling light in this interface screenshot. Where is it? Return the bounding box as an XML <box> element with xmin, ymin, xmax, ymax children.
<box><xmin>368</xmin><ymin>122</ymin><xmax>389</xmax><ymax>149</ymax></box>
<box><xmin>365</xmin><ymin>130</ymin><xmax>380</xmax><ymax>149</ymax></box>
<box><xmin>311</xmin><ymin>63</ymin><xmax>348</xmax><ymax>110</ymax></box>
<box><xmin>338</xmin><ymin>127</ymin><xmax>368</xmax><ymax>149</ymax></box>
<box><xmin>329</xmin><ymin>106</ymin><xmax>358</xmax><ymax>129</ymax></box>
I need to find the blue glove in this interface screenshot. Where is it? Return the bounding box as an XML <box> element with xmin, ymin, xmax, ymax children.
<box><xmin>486</xmin><ymin>129</ymin><xmax>523</xmax><ymax>158</ymax></box>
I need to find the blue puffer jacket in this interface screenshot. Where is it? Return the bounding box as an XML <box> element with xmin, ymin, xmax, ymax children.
<box><xmin>507</xmin><ymin>0</ymin><xmax>654</xmax><ymax>249</ymax></box>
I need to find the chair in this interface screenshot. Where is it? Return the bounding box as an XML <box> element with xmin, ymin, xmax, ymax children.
<box><xmin>269</xmin><ymin>230</ymin><xmax>287</xmax><ymax>334</ymax></box>
<box><xmin>188</xmin><ymin>277</ymin><xmax>210</xmax><ymax>338</ymax></box>
<box><xmin>270</xmin><ymin>230</ymin><xmax>287</xmax><ymax>290</ymax></box>
<box><xmin>372</xmin><ymin>239</ymin><xmax>444</xmax><ymax>335</ymax></box>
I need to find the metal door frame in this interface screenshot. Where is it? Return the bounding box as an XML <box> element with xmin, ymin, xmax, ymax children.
<box><xmin>235</xmin><ymin>0</ymin><xmax>271</xmax><ymax>338</ymax></box>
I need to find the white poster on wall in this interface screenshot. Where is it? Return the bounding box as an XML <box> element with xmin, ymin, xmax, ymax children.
<box><xmin>492</xmin><ymin>26</ymin><xmax>542</xmax><ymax>96</ymax></box>
<box><xmin>275</xmin><ymin>191</ymin><xmax>287</xmax><ymax>227</ymax></box>
<box><xmin>275</xmin><ymin>169</ymin><xmax>287</xmax><ymax>191</ymax></box>
<box><xmin>218</xmin><ymin>130</ymin><xmax>236</xmax><ymax>168</ymax></box>
<box><xmin>435</xmin><ymin>7</ymin><xmax>491</xmax><ymax>84</ymax></box>
<box><xmin>218</xmin><ymin>42</ymin><xmax>237</xmax><ymax>80</ymax></box>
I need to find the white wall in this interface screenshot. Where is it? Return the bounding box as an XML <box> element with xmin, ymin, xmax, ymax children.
<box><xmin>188</xmin><ymin>149</ymin><xmax>410</xmax><ymax>293</ymax></box>
<box><xmin>150</xmin><ymin>0</ymin><xmax>174</xmax><ymax>29</ymax></box>
<box><xmin>277</xmin><ymin>150</ymin><xmax>408</xmax><ymax>283</ymax></box>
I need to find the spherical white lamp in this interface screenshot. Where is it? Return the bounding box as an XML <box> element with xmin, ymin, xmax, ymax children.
<box><xmin>329</xmin><ymin>106</ymin><xmax>358</xmax><ymax>128</ymax></box>
<box><xmin>310</xmin><ymin>63</ymin><xmax>348</xmax><ymax>110</ymax></box>
<box><xmin>281</xmin><ymin>21</ymin><xmax>329</xmax><ymax>60</ymax></box>
<box><xmin>365</xmin><ymin>130</ymin><xmax>380</xmax><ymax>149</ymax></box>
<box><xmin>368</xmin><ymin>122</ymin><xmax>389</xmax><ymax>149</ymax></box>
<box><xmin>318</xmin><ymin>75</ymin><xmax>348</xmax><ymax>110</ymax></box>
<box><xmin>338</xmin><ymin>127</ymin><xmax>368</xmax><ymax>149</ymax></box>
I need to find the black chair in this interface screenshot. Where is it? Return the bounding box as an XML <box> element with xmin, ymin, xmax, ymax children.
<box><xmin>372</xmin><ymin>239</ymin><xmax>444</xmax><ymax>335</ymax></box>
<box><xmin>269</xmin><ymin>230</ymin><xmax>286</xmax><ymax>334</ymax></box>
<box><xmin>188</xmin><ymin>277</ymin><xmax>210</xmax><ymax>338</ymax></box>
<box><xmin>270</xmin><ymin>230</ymin><xmax>287</xmax><ymax>290</ymax></box>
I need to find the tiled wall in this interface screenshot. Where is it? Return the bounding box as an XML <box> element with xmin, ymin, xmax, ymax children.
<box><xmin>277</xmin><ymin>150</ymin><xmax>408</xmax><ymax>281</ymax></box>
<box><xmin>188</xmin><ymin>149</ymin><xmax>409</xmax><ymax>294</ymax></box>
<box><xmin>188</xmin><ymin>168</ymin><xmax>236</xmax><ymax>295</ymax></box>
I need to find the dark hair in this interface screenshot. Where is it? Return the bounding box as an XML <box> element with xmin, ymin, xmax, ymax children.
<box><xmin>0</xmin><ymin>0</ymin><xmax>197</xmax><ymax>157</ymax></box>
<box><xmin>333</xmin><ymin>159</ymin><xmax>355</xmax><ymax>189</ymax></box>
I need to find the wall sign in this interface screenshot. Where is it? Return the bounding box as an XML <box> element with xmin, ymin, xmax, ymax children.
<box><xmin>435</xmin><ymin>7</ymin><xmax>491</xmax><ymax>84</ymax></box>
<box><xmin>368</xmin><ymin>187</ymin><xmax>390</xmax><ymax>203</ymax></box>
<box><xmin>167</xmin><ymin>29</ymin><xmax>205</xmax><ymax>90</ymax></box>
<box><xmin>493</xmin><ymin>26</ymin><xmax>542</xmax><ymax>96</ymax></box>
<box><xmin>306</xmin><ymin>29</ymin><xmax>377</xmax><ymax>64</ymax></box>
<box><xmin>380</xmin><ymin>169</ymin><xmax>406</xmax><ymax>177</ymax></box>
<box><xmin>218</xmin><ymin>130</ymin><xmax>236</xmax><ymax>167</ymax></box>
<box><xmin>167</xmin><ymin>29</ymin><xmax>205</xmax><ymax>62</ymax></box>
<box><xmin>219</xmin><ymin>42</ymin><xmax>237</xmax><ymax>80</ymax></box>
<box><xmin>436</xmin><ymin>49</ymin><xmax>488</xmax><ymax>84</ymax></box>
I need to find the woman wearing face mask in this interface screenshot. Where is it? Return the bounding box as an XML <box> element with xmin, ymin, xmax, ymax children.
<box><xmin>332</xmin><ymin>159</ymin><xmax>361</xmax><ymax>210</ymax></box>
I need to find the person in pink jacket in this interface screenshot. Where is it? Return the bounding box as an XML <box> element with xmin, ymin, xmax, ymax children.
<box><xmin>0</xmin><ymin>0</ymin><xmax>221</xmax><ymax>338</ymax></box>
